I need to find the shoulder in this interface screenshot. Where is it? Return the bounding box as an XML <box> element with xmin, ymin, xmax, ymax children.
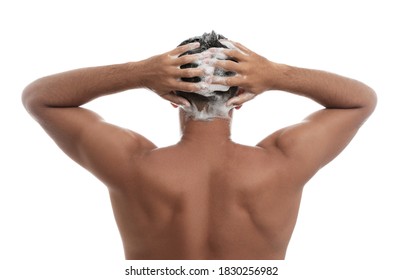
<box><xmin>253</xmin><ymin>134</ymin><xmax>317</xmax><ymax>186</ymax></box>
<box><xmin>232</xmin><ymin>142</ymin><xmax>288</xmax><ymax>174</ymax></box>
<box><xmin>124</xmin><ymin>129</ymin><xmax>157</xmax><ymax>154</ymax></box>
<box><xmin>76</xmin><ymin>124</ymin><xmax>157</xmax><ymax>189</ymax></box>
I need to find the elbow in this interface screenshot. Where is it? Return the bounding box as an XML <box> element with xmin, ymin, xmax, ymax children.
<box><xmin>21</xmin><ymin>82</ymin><xmax>34</xmax><ymax>112</ymax></box>
<box><xmin>21</xmin><ymin>78</ymin><xmax>46</xmax><ymax>116</ymax></box>
<box><xmin>364</xmin><ymin>85</ymin><xmax>378</xmax><ymax>116</ymax></box>
<box><xmin>354</xmin><ymin>85</ymin><xmax>377</xmax><ymax>127</ymax></box>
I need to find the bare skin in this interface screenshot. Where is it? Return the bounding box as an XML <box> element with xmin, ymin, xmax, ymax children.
<box><xmin>22</xmin><ymin>42</ymin><xmax>377</xmax><ymax>260</ymax></box>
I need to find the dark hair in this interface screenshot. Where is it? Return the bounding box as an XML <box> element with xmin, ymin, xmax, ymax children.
<box><xmin>175</xmin><ymin>31</ymin><xmax>238</xmax><ymax>108</ymax></box>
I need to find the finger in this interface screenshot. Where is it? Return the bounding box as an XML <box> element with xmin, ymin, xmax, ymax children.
<box><xmin>178</xmin><ymin>67</ymin><xmax>204</xmax><ymax>78</ymax></box>
<box><xmin>195</xmin><ymin>82</ymin><xmax>230</xmax><ymax>93</ymax></box>
<box><xmin>231</xmin><ymin>41</ymin><xmax>252</xmax><ymax>54</ymax></box>
<box><xmin>213</xmin><ymin>59</ymin><xmax>242</xmax><ymax>73</ymax></box>
<box><xmin>221</xmin><ymin>48</ymin><xmax>248</xmax><ymax>62</ymax></box>
<box><xmin>219</xmin><ymin>39</ymin><xmax>250</xmax><ymax>55</ymax></box>
<box><xmin>176</xmin><ymin>53</ymin><xmax>202</xmax><ymax>66</ymax></box>
<box><xmin>219</xmin><ymin>39</ymin><xmax>238</xmax><ymax>50</ymax></box>
<box><xmin>170</xmin><ymin>42</ymin><xmax>200</xmax><ymax>57</ymax></box>
<box><xmin>162</xmin><ymin>91</ymin><xmax>191</xmax><ymax>107</ymax></box>
<box><xmin>227</xmin><ymin>92</ymin><xmax>256</xmax><ymax>107</ymax></box>
<box><xmin>212</xmin><ymin>75</ymin><xmax>243</xmax><ymax>87</ymax></box>
<box><xmin>173</xmin><ymin>80</ymin><xmax>200</xmax><ymax>93</ymax></box>
<box><xmin>202</xmin><ymin>48</ymin><xmax>228</xmax><ymax>60</ymax></box>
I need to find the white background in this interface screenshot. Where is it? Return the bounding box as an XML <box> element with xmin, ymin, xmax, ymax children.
<box><xmin>1</xmin><ymin>0</ymin><xmax>402</xmax><ymax>279</ymax></box>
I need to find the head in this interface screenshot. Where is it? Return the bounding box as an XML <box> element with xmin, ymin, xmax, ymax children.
<box><xmin>175</xmin><ymin>31</ymin><xmax>239</xmax><ymax>121</ymax></box>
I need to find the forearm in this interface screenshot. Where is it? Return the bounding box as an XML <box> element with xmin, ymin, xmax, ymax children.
<box><xmin>271</xmin><ymin>64</ymin><xmax>377</xmax><ymax>111</ymax></box>
<box><xmin>22</xmin><ymin>62</ymin><xmax>143</xmax><ymax>112</ymax></box>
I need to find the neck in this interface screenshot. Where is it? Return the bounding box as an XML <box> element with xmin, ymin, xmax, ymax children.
<box><xmin>179</xmin><ymin>111</ymin><xmax>232</xmax><ymax>145</ymax></box>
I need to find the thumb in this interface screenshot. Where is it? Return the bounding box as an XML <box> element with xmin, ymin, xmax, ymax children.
<box><xmin>162</xmin><ymin>91</ymin><xmax>191</xmax><ymax>107</ymax></box>
<box><xmin>227</xmin><ymin>92</ymin><xmax>256</xmax><ymax>107</ymax></box>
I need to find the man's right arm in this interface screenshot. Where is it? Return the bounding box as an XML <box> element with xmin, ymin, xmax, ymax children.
<box><xmin>263</xmin><ymin>65</ymin><xmax>377</xmax><ymax>171</ymax></box>
<box><xmin>214</xmin><ymin>41</ymin><xmax>377</xmax><ymax>179</ymax></box>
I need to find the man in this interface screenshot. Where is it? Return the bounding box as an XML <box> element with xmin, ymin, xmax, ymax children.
<box><xmin>22</xmin><ymin>32</ymin><xmax>377</xmax><ymax>260</ymax></box>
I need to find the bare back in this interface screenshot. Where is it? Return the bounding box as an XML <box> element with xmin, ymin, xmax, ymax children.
<box><xmin>110</xmin><ymin>141</ymin><xmax>303</xmax><ymax>260</ymax></box>
<box><xmin>27</xmin><ymin>104</ymin><xmax>372</xmax><ymax>260</ymax></box>
<box><xmin>22</xmin><ymin>37</ymin><xmax>376</xmax><ymax>261</ymax></box>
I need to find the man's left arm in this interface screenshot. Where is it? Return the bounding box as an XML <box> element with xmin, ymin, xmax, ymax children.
<box><xmin>22</xmin><ymin>43</ymin><xmax>202</xmax><ymax>187</ymax></box>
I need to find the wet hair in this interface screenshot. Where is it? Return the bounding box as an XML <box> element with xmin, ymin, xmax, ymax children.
<box><xmin>175</xmin><ymin>31</ymin><xmax>238</xmax><ymax>112</ymax></box>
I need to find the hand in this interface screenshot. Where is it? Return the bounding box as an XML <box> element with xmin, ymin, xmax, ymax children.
<box><xmin>212</xmin><ymin>40</ymin><xmax>277</xmax><ymax>107</ymax></box>
<box><xmin>139</xmin><ymin>42</ymin><xmax>204</xmax><ymax>106</ymax></box>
